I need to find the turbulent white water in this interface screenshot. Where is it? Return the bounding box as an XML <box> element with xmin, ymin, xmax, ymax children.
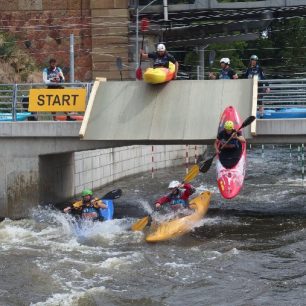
<box><xmin>1</xmin><ymin>145</ymin><xmax>306</xmax><ymax>305</ymax></box>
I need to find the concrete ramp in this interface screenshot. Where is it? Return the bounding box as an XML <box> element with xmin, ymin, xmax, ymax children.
<box><xmin>80</xmin><ymin>79</ymin><xmax>254</xmax><ymax>143</ymax></box>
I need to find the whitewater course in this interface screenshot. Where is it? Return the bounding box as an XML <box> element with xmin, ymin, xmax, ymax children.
<box><xmin>1</xmin><ymin>78</ymin><xmax>306</xmax><ymax>305</ymax></box>
<box><xmin>0</xmin><ymin>144</ymin><xmax>305</xmax><ymax>305</ymax></box>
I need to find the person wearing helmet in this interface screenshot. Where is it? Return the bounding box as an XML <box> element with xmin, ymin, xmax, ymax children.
<box><xmin>140</xmin><ymin>43</ymin><xmax>179</xmax><ymax>79</ymax></box>
<box><xmin>63</xmin><ymin>189</ymin><xmax>107</xmax><ymax>221</ymax></box>
<box><xmin>209</xmin><ymin>58</ymin><xmax>238</xmax><ymax>80</ymax></box>
<box><xmin>155</xmin><ymin>180</ymin><xmax>196</xmax><ymax>210</ymax></box>
<box><xmin>243</xmin><ymin>55</ymin><xmax>270</xmax><ymax>118</ymax></box>
<box><xmin>214</xmin><ymin>120</ymin><xmax>246</xmax><ymax>168</ymax></box>
<box><xmin>244</xmin><ymin>55</ymin><xmax>267</xmax><ymax>80</ymax></box>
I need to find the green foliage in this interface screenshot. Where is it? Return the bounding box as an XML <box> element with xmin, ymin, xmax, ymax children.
<box><xmin>181</xmin><ymin>17</ymin><xmax>306</xmax><ymax>78</ymax></box>
<box><xmin>0</xmin><ymin>31</ymin><xmax>39</xmax><ymax>83</ymax></box>
<box><xmin>0</xmin><ymin>32</ymin><xmax>16</xmax><ymax>59</ymax></box>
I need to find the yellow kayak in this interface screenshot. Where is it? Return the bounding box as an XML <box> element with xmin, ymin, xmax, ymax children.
<box><xmin>145</xmin><ymin>191</ymin><xmax>211</xmax><ymax>242</ymax></box>
<box><xmin>143</xmin><ymin>62</ymin><xmax>175</xmax><ymax>84</ymax></box>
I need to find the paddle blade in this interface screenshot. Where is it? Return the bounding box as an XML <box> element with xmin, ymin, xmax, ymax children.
<box><xmin>199</xmin><ymin>156</ymin><xmax>215</xmax><ymax>174</ymax></box>
<box><xmin>131</xmin><ymin>216</ymin><xmax>149</xmax><ymax>231</ymax></box>
<box><xmin>239</xmin><ymin>115</ymin><xmax>255</xmax><ymax>130</ymax></box>
<box><xmin>102</xmin><ymin>189</ymin><xmax>122</xmax><ymax>200</ymax></box>
<box><xmin>136</xmin><ymin>67</ymin><xmax>143</xmax><ymax>80</ymax></box>
<box><xmin>184</xmin><ymin>164</ymin><xmax>200</xmax><ymax>183</ymax></box>
<box><xmin>140</xmin><ymin>18</ymin><xmax>149</xmax><ymax>32</ymax></box>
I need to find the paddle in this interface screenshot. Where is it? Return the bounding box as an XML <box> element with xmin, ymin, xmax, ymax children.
<box><xmin>199</xmin><ymin>115</ymin><xmax>255</xmax><ymax>174</ymax></box>
<box><xmin>101</xmin><ymin>188</ymin><xmax>122</xmax><ymax>200</ymax></box>
<box><xmin>131</xmin><ymin>168</ymin><xmax>198</xmax><ymax>232</ymax></box>
<box><xmin>136</xmin><ymin>18</ymin><xmax>149</xmax><ymax>80</ymax></box>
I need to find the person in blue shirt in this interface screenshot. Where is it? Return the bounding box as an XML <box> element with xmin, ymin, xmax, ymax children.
<box><xmin>209</xmin><ymin>58</ymin><xmax>238</xmax><ymax>80</ymax></box>
<box><xmin>140</xmin><ymin>43</ymin><xmax>179</xmax><ymax>79</ymax></box>
<box><xmin>244</xmin><ymin>55</ymin><xmax>270</xmax><ymax>118</ymax></box>
<box><xmin>43</xmin><ymin>58</ymin><xmax>65</xmax><ymax>89</ymax></box>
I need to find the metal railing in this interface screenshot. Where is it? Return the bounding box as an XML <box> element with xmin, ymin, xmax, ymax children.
<box><xmin>0</xmin><ymin>82</ymin><xmax>93</xmax><ymax>121</ymax></box>
<box><xmin>258</xmin><ymin>79</ymin><xmax>306</xmax><ymax>118</ymax></box>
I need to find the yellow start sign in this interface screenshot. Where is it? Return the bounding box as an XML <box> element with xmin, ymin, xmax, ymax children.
<box><xmin>29</xmin><ymin>88</ymin><xmax>86</xmax><ymax>112</ymax></box>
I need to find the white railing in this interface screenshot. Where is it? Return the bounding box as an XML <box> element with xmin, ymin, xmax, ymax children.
<box><xmin>0</xmin><ymin>82</ymin><xmax>92</xmax><ymax>121</ymax></box>
<box><xmin>258</xmin><ymin>79</ymin><xmax>306</xmax><ymax>119</ymax></box>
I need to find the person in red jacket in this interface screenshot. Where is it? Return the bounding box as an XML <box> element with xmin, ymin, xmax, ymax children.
<box><xmin>155</xmin><ymin>180</ymin><xmax>196</xmax><ymax>211</ymax></box>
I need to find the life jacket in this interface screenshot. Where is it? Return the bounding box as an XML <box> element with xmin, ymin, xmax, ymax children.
<box><xmin>81</xmin><ymin>206</ymin><xmax>99</xmax><ymax>220</ymax></box>
<box><xmin>153</xmin><ymin>53</ymin><xmax>171</xmax><ymax>68</ymax></box>
<box><xmin>72</xmin><ymin>197</ymin><xmax>101</xmax><ymax>220</ymax></box>
<box><xmin>169</xmin><ymin>192</ymin><xmax>188</xmax><ymax>209</ymax></box>
<box><xmin>46</xmin><ymin>67</ymin><xmax>63</xmax><ymax>81</ymax></box>
<box><xmin>246</xmin><ymin>64</ymin><xmax>264</xmax><ymax>80</ymax></box>
<box><xmin>218</xmin><ymin>130</ymin><xmax>241</xmax><ymax>149</ymax></box>
<box><xmin>219</xmin><ymin>68</ymin><xmax>234</xmax><ymax>79</ymax></box>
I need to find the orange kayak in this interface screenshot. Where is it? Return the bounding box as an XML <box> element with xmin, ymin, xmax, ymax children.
<box><xmin>145</xmin><ymin>191</ymin><xmax>211</xmax><ymax>242</ymax></box>
<box><xmin>143</xmin><ymin>62</ymin><xmax>175</xmax><ymax>84</ymax></box>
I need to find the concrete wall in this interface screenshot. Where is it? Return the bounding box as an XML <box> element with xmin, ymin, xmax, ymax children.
<box><xmin>0</xmin><ymin>143</ymin><xmax>204</xmax><ymax>219</ymax></box>
<box><xmin>73</xmin><ymin>144</ymin><xmax>205</xmax><ymax>195</ymax></box>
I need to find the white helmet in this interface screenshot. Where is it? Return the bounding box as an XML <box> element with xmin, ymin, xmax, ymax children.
<box><xmin>168</xmin><ymin>180</ymin><xmax>180</xmax><ymax>189</ymax></box>
<box><xmin>220</xmin><ymin>57</ymin><xmax>230</xmax><ymax>64</ymax></box>
<box><xmin>157</xmin><ymin>43</ymin><xmax>166</xmax><ymax>52</ymax></box>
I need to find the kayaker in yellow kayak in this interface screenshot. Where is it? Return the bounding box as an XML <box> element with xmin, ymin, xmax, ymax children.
<box><xmin>140</xmin><ymin>43</ymin><xmax>179</xmax><ymax>79</ymax></box>
<box><xmin>155</xmin><ymin>180</ymin><xmax>196</xmax><ymax>211</ymax></box>
<box><xmin>63</xmin><ymin>189</ymin><xmax>107</xmax><ymax>221</ymax></box>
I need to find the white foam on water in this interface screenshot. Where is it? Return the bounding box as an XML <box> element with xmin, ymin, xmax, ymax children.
<box><xmin>136</xmin><ymin>199</ymin><xmax>153</xmax><ymax>214</ymax></box>
<box><xmin>99</xmin><ymin>252</ymin><xmax>143</xmax><ymax>270</ymax></box>
<box><xmin>30</xmin><ymin>287</ymin><xmax>106</xmax><ymax>306</ymax></box>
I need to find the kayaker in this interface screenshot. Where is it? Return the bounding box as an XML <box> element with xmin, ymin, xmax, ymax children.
<box><xmin>209</xmin><ymin>58</ymin><xmax>238</xmax><ymax>80</ymax></box>
<box><xmin>155</xmin><ymin>180</ymin><xmax>196</xmax><ymax>210</ymax></box>
<box><xmin>140</xmin><ymin>43</ymin><xmax>179</xmax><ymax>79</ymax></box>
<box><xmin>63</xmin><ymin>189</ymin><xmax>107</xmax><ymax>221</ymax></box>
<box><xmin>243</xmin><ymin>55</ymin><xmax>270</xmax><ymax>118</ymax></box>
<box><xmin>214</xmin><ymin>120</ymin><xmax>246</xmax><ymax>168</ymax></box>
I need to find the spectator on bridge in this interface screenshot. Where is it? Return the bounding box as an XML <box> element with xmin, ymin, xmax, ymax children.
<box><xmin>209</xmin><ymin>58</ymin><xmax>238</xmax><ymax>80</ymax></box>
<box><xmin>140</xmin><ymin>43</ymin><xmax>179</xmax><ymax>79</ymax></box>
<box><xmin>43</xmin><ymin>58</ymin><xmax>65</xmax><ymax>89</ymax></box>
<box><xmin>243</xmin><ymin>55</ymin><xmax>270</xmax><ymax>118</ymax></box>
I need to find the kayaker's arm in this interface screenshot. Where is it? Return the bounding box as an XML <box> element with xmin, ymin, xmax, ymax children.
<box><xmin>93</xmin><ymin>199</ymin><xmax>107</xmax><ymax>209</ymax></box>
<box><xmin>214</xmin><ymin>138</ymin><xmax>221</xmax><ymax>154</ymax></box>
<box><xmin>174</xmin><ymin>61</ymin><xmax>179</xmax><ymax>79</ymax></box>
<box><xmin>233</xmin><ymin>132</ymin><xmax>246</xmax><ymax>143</ymax></box>
<box><xmin>155</xmin><ymin>195</ymin><xmax>171</xmax><ymax>209</ymax></box>
<box><xmin>140</xmin><ymin>49</ymin><xmax>149</xmax><ymax>60</ymax></box>
<box><xmin>63</xmin><ymin>200</ymin><xmax>82</xmax><ymax>213</ymax></box>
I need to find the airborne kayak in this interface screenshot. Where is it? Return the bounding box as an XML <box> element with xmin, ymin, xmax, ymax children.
<box><xmin>143</xmin><ymin>62</ymin><xmax>175</xmax><ymax>84</ymax></box>
<box><xmin>216</xmin><ymin>106</ymin><xmax>246</xmax><ymax>199</ymax></box>
<box><xmin>145</xmin><ymin>191</ymin><xmax>211</xmax><ymax>242</ymax></box>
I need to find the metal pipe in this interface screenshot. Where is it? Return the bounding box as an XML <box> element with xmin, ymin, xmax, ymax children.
<box><xmin>70</xmin><ymin>34</ymin><xmax>75</xmax><ymax>83</ymax></box>
<box><xmin>163</xmin><ymin>0</ymin><xmax>168</xmax><ymax>21</ymax></box>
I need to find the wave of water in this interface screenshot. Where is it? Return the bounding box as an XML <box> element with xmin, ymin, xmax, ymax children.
<box><xmin>1</xmin><ymin>146</ymin><xmax>306</xmax><ymax>305</ymax></box>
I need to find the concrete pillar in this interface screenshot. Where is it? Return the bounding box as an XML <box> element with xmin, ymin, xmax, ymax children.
<box><xmin>0</xmin><ymin>144</ymin><xmax>40</xmax><ymax>218</ymax></box>
<box><xmin>39</xmin><ymin>153</ymin><xmax>74</xmax><ymax>205</ymax></box>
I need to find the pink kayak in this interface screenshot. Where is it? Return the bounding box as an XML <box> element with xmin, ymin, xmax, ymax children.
<box><xmin>216</xmin><ymin>106</ymin><xmax>246</xmax><ymax>199</ymax></box>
